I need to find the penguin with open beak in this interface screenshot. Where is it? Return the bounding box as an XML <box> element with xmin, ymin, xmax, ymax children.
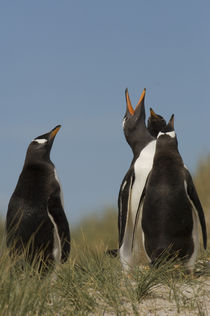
<box><xmin>119</xmin><ymin>88</ymin><xmax>158</xmax><ymax>270</ymax></box>
<box><xmin>107</xmin><ymin>99</ymin><xmax>167</xmax><ymax>261</ymax></box>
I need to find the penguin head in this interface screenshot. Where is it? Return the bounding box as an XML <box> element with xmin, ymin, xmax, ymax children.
<box><xmin>25</xmin><ymin>125</ymin><xmax>61</xmax><ymax>163</ymax></box>
<box><xmin>123</xmin><ymin>88</ymin><xmax>147</xmax><ymax>148</ymax></box>
<box><xmin>157</xmin><ymin>114</ymin><xmax>178</xmax><ymax>147</ymax></box>
<box><xmin>147</xmin><ymin>108</ymin><xmax>166</xmax><ymax>138</ymax></box>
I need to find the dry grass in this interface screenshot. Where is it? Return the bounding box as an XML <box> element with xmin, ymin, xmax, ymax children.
<box><xmin>0</xmin><ymin>156</ymin><xmax>209</xmax><ymax>315</ymax></box>
<box><xmin>0</xmin><ymin>207</ymin><xmax>209</xmax><ymax>315</ymax></box>
<box><xmin>194</xmin><ymin>154</ymin><xmax>210</xmax><ymax>227</ymax></box>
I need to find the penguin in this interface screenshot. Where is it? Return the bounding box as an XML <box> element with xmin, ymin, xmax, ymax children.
<box><xmin>118</xmin><ymin>88</ymin><xmax>158</xmax><ymax>270</ymax></box>
<box><xmin>147</xmin><ymin>108</ymin><xmax>166</xmax><ymax>138</ymax></box>
<box><xmin>6</xmin><ymin>125</ymin><xmax>70</xmax><ymax>269</ymax></box>
<box><xmin>133</xmin><ymin>115</ymin><xmax>207</xmax><ymax>270</ymax></box>
<box><xmin>106</xmin><ymin>105</ymin><xmax>167</xmax><ymax>260</ymax></box>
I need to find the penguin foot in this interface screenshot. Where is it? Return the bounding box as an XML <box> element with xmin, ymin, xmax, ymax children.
<box><xmin>105</xmin><ymin>249</ymin><xmax>118</xmax><ymax>257</ymax></box>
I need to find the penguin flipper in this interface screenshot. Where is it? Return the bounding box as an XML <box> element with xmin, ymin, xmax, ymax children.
<box><xmin>48</xmin><ymin>193</ymin><xmax>71</xmax><ymax>262</ymax></box>
<box><xmin>118</xmin><ymin>167</ymin><xmax>134</xmax><ymax>248</ymax></box>
<box><xmin>184</xmin><ymin>168</ymin><xmax>207</xmax><ymax>249</ymax></box>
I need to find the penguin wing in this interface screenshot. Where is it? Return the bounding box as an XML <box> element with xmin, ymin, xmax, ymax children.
<box><xmin>48</xmin><ymin>192</ymin><xmax>71</xmax><ymax>262</ymax></box>
<box><xmin>184</xmin><ymin>168</ymin><xmax>207</xmax><ymax>249</ymax></box>
<box><xmin>118</xmin><ymin>167</ymin><xmax>135</xmax><ymax>248</ymax></box>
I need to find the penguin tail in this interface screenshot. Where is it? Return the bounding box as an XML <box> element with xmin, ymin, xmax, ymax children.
<box><xmin>150</xmin><ymin>248</ymin><xmax>172</xmax><ymax>266</ymax></box>
<box><xmin>105</xmin><ymin>248</ymin><xmax>118</xmax><ymax>258</ymax></box>
<box><xmin>150</xmin><ymin>247</ymin><xmax>179</xmax><ymax>267</ymax></box>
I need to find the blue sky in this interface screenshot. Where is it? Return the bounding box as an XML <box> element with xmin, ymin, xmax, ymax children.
<box><xmin>0</xmin><ymin>1</ymin><xmax>209</xmax><ymax>224</ymax></box>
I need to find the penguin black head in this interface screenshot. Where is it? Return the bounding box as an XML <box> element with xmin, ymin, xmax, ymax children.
<box><xmin>123</xmin><ymin>88</ymin><xmax>147</xmax><ymax>149</ymax></box>
<box><xmin>157</xmin><ymin>114</ymin><xmax>178</xmax><ymax>148</ymax></box>
<box><xmin>25</xmin><ymin>125</ymin><xmax>61</xmax><ymax>163</ymax></box>
<box><xmin>147</xmin><ymin>108</ymin><xmax>166</xmax><ymax>138</ymax></box>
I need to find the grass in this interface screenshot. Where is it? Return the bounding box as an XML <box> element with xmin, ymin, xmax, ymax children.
<box><xmin>194</xmin><ymin>155</ymin><xmax>210</xmax><ymax>226</ymax></box>
<box><xmin>0</xmin><ymin>210</ymin><xmax>209</xmax><ymax>316</ymax></box>
<box><xmin>0</xmin><ymin>156</ymin><xmax>209</xmax><ymax>315</ymax></box>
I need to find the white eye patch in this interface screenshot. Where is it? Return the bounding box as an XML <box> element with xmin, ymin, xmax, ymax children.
<box><xmin>157</xmin><ymin>131</ymin><xmax>176</xmax><ymax>139</ymax></box>
<box><xmin>33</xmin><ymin>139</ymin><xmax>47</xmax><ymax>144</ymax></box>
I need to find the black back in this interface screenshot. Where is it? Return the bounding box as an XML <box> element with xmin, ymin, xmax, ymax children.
<box><xmin>6</xmin><ymin>126</ymin><xmax>70</xmax><ymax>268</ymax></box>
<box><xmin>138</xmin><ymin>118</ymin><xmax>207</xmax><ymax>263</ymax></box>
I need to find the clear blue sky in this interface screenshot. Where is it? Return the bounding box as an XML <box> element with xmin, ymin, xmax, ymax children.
<box><xmin>0</xmin><ymin>1</ymin><xmax>209</xmax><ymax>224</ymax></box>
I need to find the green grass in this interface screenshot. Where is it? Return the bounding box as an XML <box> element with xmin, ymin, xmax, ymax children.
<box><xmin>0</xmin><ymin>209</ymin><xmax>209</xmax><ymax>316</ymax></box>
<box><xmin>0</xmin><ymin>156</ymin><xmax>209</xmax><ymax>315</ymax></box>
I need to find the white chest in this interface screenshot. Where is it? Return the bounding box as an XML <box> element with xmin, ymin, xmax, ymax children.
<box><xmin>131</xmin><ymin>140</ymin><xmax>156</xmax><ymax>223</ymax></box>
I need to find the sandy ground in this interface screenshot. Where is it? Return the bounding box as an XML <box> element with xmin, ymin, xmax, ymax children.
<box><xmin>100</xmin><ymin>277</ymin><xmax>210</xmax><ymax>316</ymax></box>
<box><xmin>101</xmin><ymin>268</ymin><xmax>210</xmax><ymax>316</ymax></box>
<box><xmin>135</xmin><ymin>277</ymin><xmax>210</xmax><ymax>316</ymax></box>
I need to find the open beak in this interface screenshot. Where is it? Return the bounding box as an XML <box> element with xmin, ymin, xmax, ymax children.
<box><xmin>125</xmin><ymin>88</ymin><xmax>134</xmax><ymax>115</ymax></box>
<box><xmin>125</xmin><ymin>88</ymin><xmax>146</xmax><ymax>115</ymax></box>
<box><xmin>135</xmin><ymin>88</ymin><xmax>146</xmax><ymax>111</ymax></box>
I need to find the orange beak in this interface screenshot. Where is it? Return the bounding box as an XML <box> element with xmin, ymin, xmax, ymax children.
<box><xmin>135</xmin><ymin>88</ymin><xmax>146</xmax><ymax>111</ymax></box>
<box><xmin>125</xmin><ymin>88</ymin><xmax>146</xmax><ymax>115</ymax></box>
<box><xmin>125</xmin><ymin>88</ymin><xmax>134</xmax><ymax>115</ymax></box>
<box><xmin>150</xmin><ymin>108</ymin><xmax>159</xmax><ymax>119</ymax></box>
<box><xmin>50</xmin><ymin>125</ymin><xmax>61</xmax><ymax>139</ymax></box>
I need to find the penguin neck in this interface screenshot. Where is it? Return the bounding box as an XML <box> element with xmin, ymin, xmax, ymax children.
<box><xmin>153</xmin><ymin>142</ymin><xmax>183</xmax><ymax>168</ymax></box>
<box><xmin>24</xmin><ymin>152</ymin><xmax>53</xmax><ymax>168</ymax></box>
<box><xmin>131</xmin><ymin>129</ymin><xmax>154</xmax><ymax>159</ymax></box>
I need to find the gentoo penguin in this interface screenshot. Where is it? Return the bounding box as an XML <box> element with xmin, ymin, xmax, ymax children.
<box><xmin>147</xmin><ymin>108</ymin><xmax>166</xmax><ymax>138</ymax></box>
<box><xmin>106</xmin><ymin>105</ymin><xmax>167</xmax><ymax>259</ymax></box>
<box><xmin>118</xmin><ymin>88</ymin><xmax>157</xmax><ymax>270</ymax></box>
<box><xmin>6</xmin><ymin>125</ymin><xmax>70</xmax><ymax>269</ymax></box>
<box><xmin>134</xmin><ymin>116</ymin><xmax>207</xmax><ymax>270</ymax></box>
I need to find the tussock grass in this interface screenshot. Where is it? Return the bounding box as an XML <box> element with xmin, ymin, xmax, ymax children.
<box><xmin>194</xmin><ymin>155</ymin><xmax>210</xmax><ymax>227</ymax></box>
<box><xmin>71</xmin><ymin>207</ymin><xmax>118</xmax><ymax>252</ymax></box>
<box><xmin>0</xmin><ymin>209</ymin><xmax>209</xmax><ymax>315</ymax></box>
<box><xmin>0</xmin><ymin>156</ymin><xmax>209</xmax><ymax>315</ymax></box>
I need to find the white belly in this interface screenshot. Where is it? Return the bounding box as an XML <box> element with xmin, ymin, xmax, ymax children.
<box><xmin>120</xmin><ymin>140</ymin><xmax>156</xmax><ymax>270</ymax></box>
<box><xmin>131</xmin><ymin>140</ymin><xmax>156</xmax><ymax>224</ymax></box>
